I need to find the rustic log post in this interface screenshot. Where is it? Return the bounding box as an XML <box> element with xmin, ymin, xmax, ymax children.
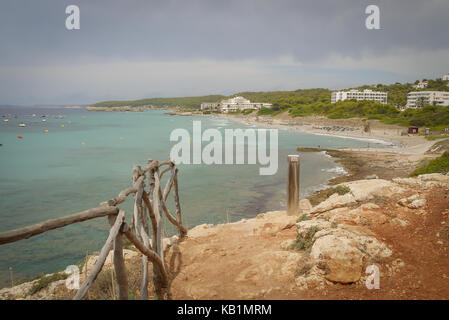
<box><xmin>287</xmin><ymin>155</ymin><xmax>300</xmax><ymax>216</ymax></box>
<box><xmin>122</xmin><ymin>223</ymin><xmax>168</xmax><ymax>286</ymax></box>
<box><xmin>107</xmin><ymin>214</ymin><xmax>128</xmax><ymax>300</ymax></box>
<box><xmin>147</xmin><ymin>160</ymin><xmax>158</xmax><ymax>243</ymax></box>
<box><xmin>74</xmin><ymin>210</ymin><xmax>125</xmax><ymax>300</ymax></box>
<box><xmin>152</xmin><ymin>167</ymin><xmax>165</xmax><ymax>299</ymax></box>
<box><xmin>132</xmin><ymin>165</ymin><xmax>150</xmax><ymax>300</ymax></box>
<box><xmin>160</xmin><ymin>200</ymin><xmax>187</xmax><ymax>235</ymax></box>
<box><xmin>140</xmin><ymin>206</ymin><xmax>150</xmax><ymax>300</ymax></box>
<box><xmin>173</xmin><ymin>168</ymin><xmax>186</xmax><ymax>238</ymax></box>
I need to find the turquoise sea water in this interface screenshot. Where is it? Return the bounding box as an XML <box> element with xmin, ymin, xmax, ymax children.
<box><xmin>0</xmin><ymin>107</ymin><xmax>383</xmax><ymax>287</ymax></box>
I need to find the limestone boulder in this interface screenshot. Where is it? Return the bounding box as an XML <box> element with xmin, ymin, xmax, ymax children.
<box><xmin>296</xmin><ymin>219</ymin><xmax>332</xmax><ymax>237</ymax></box>
<box><xmin>294</xmin><ymin>215</ymin><xmax>392</xmax><ymax>286</ymax></box>
<box><xmin>310</xmin><ymin>234</ymin><xmax>364</xmax><ymax>283</ymax></box>
<box><xmin>398</xmin><ymin>194</ymin><xmax>426</xmax><ymax>209</ymax></box>
<box><xmin>408</xmin><ymin>199</ymin><xmax>426</xmax><ymax>209</ymax></box>
<box><xmin>310</xmin><ymin>193</ymin><xmax>357</xmax><ymax>214</ymax></box>
<box><xmin>319</xmin><ymin>203</ymin><xmax>387</xmax><ymax>226</ymax></box>
<box><xmin>340</xmin><ymin>179</ymin><xmax>404</xmax><ymax>202</ymax></box>
<box><xmin>418</xmin><ymin>173</ymin><xmax>449</xmax><ymax>183</ymax></box>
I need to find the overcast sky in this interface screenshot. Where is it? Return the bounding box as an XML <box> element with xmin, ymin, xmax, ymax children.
<box><xmin>1</xmin><ymin>0</ymin><xmax>448</xmax><ymax>105</ymax></box>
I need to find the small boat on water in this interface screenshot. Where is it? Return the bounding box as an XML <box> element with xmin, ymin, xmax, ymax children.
<box><xmin>42</xmin><ymin>119</ymin><xmax>46</xmax><ymax>122</ymax></box>
<box><xmin>19</xmin><ymin>123</ymin><xmax>26</xmax><ymax>127</ymax></box>
<box><xmin>3</xmin><ymin>119</ymin><xmax>8</xmax><ymax>122</ymax></box>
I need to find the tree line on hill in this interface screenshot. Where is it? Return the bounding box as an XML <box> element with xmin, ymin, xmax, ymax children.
<box><xmin>91</xmin><ymin>78</ymin><xmax>449</xmax><ymax>130</ymax></box>
<box><xmin>91</xmin><ymin>95</ymin><xmax>226</xmax><ymax>109</ymax></box>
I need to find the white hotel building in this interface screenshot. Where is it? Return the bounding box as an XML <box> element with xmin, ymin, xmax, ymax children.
<box><xmin>406</xmin><ymin>91</ymin><xmax>449</xmax><ymax>109</ymax></box>
<box><xmin>331</xmin><ymin>89</ymin><xmax>388</xmax><ymax>105</ymax></box>
<box><xmin>201</xmin><ymin>96</ymin><xmax>272</xmax><ymax>113</ymax></box>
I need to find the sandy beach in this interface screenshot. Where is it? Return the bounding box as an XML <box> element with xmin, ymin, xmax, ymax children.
<box><xmin>168</xmin><ymin>109</ymin><xmax>447</xmax><ymax>158</ymax></box>
<box><xmin>208</xmin><ymin>111</ymin><xmax>427</xmax><ymax>148</ymax></box>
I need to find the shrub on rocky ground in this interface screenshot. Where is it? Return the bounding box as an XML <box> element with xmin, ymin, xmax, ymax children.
<box><xmin>27</xmin><ymin>272</ymin><xmax>68</xmax><ymax>296</ymax></box>
<box><xmin>326</xmin><ymin>185</ymin><xmax>351</xmax><ymax>198</ymax></box>
<box><xmin>289</xmin><ymin>226</ymin><xmax>320</xmax><ymax>251</ymax></box>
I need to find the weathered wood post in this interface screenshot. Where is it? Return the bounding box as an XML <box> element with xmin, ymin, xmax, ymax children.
<box><xmin>287</xmin><ymin>155</ymin><xmax>300</xmax><ymax>216</ymax></box>
<box><xmin>107</xmin><ymin>215</ymin><xmax>128</xmax><ymax>300</ymax></box>
<box><xmin>152</xmin><ymin>165</ymin><xmax>165</xmax><ymax>299</ymax></box>
<box><xmin>173</xmin><ymin>168</ymin><xmax>186</xmax><ymax>238</ymax></box>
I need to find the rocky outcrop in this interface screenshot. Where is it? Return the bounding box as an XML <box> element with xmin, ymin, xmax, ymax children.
<box><xmin>339</xmin><ymin>179</ymin><xmax>405</xmax><ymax>202</ymax></box>
<box><xmin>295</xmin><ymin>219</ymin><xmax>392</xmax><ymax>284</ymax></box>
<box><xmin>394</xmin><ymin>173</ymin><xmax>449</xmax><ymax>189</ymax></box>
<box><xmin>311</xmin><ymin>234</ymin><xmax>364</xmax><ymax>283</ymax></box>
<box><xmin>293</xmin><ymin>173</ymin><xmax>449</xmax><ymax>288</ymax></box>
<box><xmin>397</xmin><ymin>193</ymin><xmax>427</xmax><ymax>210</ymax></box>
<box><xmin>309</xmin><ymin>179</ymin><xmax>405</xmax><ymax>215</ymax></box>
<box><xmin>310</xmin><ymin>193</ymin><xmax>357</xmax><ymax>214</ymax></box>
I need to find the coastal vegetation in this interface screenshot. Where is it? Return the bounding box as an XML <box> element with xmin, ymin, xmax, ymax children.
<box><xmin>425</xmin><ymin>135</ymin><xmax>449</xmax><ymax>141</ymax></box>
<box><xmin>296</xmin><ymin>214</ymin><xmax>310</xmax><ymax>223</ymax></box>
<box><xmin>91</xmin><ymin>95</ymin><xmax>226</xmax><ymax>109</ymax></box>
<box><xmin>325</xmin><ymin>185</ymin><xmax>351</xmax><ymax>198</ymax></box>
<box><xmin>288</xmin><ymin>102</ymin><xmax>449</xmax><ymax>130</ymax></box>
<box><xmin>27</xmin><ymin>272</ymin><xmax>68</xmax><ymax>296</ymax></box>
<box><xmin>410</xmin><ymin>152</ymin><xmax>449</xmax><ymax>176</ymax></box>
<box><xmin>288</xmin><ymin>226</ymin><xmax>320</xmax><ymax>251</ymax></box>
<box><xmin>92</xmin><ymin>78</ymin><xmax>449</xmax><ymax>130</ymax></box>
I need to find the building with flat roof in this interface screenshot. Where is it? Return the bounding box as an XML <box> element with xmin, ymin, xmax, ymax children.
<box><xmin>443</xmin><ymin>74</ymin><xmax>449</xmax><ymax>81</ymax></box>
<box><xmin>200</xmin><ymin>102</ymin><xmax>220</xmax><ymax>111</ymax></box>
<box><xmin>406</xmin><ymin>91</ymin><xmax>449</xmax><ymax>108</ymax></box>
<box><xmin>201</xmin><ymin>96</ymin><xmax>272</xmax><ymax>113</ymax></box>
<box><xmin>331</xmin><ymin>89</ymin><xmax>388</xmax><ymax>105</ymax></box>
<box><xmin>413</xmin><ymin>81</ymin><xmax>428</xmax><ymax>89</ymax></box>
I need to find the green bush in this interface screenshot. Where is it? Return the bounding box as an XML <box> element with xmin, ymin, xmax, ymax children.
<box><xmin>296</xmin><ymin>214</ymin><xmax>310</xmax><ymax>222</ymax></box>
<box><xmin>425</xmin><ymin>135</ymin><xmax>449</xmax><ymax>141</ymax></box>
<box><xmin>326</xmin><ymin>185</ymin><xmax>351</xmax><ymax>198</ymax></box>
<box><xmin>28</xmin><ymin>272</ymin><xmax>68</xmax><ymax>296</ymax></box>
<box><xmin>410</xmin><ymin>152</ymin><xmax>449</xmax><ymax>176</ymax></box>
<box><xmin>257</xmin><ymin>107</ymin><xmax>281</xmax><ymax>116</ymax></box>
<box><xmin>289</xmin><ymin>226</ymin><xmax>320</xmax><ymax>251</ymax></box>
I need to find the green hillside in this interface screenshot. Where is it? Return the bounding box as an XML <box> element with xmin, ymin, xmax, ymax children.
<box><xmin>91</xmin><ymin>95</ymin><xmax>226</xmax><ymax>109</ymax></box>
<box><xmin>91</xmin><ymin>78</ymin><xmax>449</xmax><ymax>129</ymax></box>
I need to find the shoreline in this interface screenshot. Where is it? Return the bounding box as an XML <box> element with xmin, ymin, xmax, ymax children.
<box><xmin>167</xmin><ymin>109</ymin><xmax>439</xmax><ymax>151</ymax></box>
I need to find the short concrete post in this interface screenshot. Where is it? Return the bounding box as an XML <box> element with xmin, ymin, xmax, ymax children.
<box><xmin>287</xmin><ymin>155</ymin><xmax>300</xmax><ymax>216</ymax></box>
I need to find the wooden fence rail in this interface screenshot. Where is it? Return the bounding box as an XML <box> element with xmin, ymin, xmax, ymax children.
<box><xmin>0</xmin><ymin>158</ymin><xmax>187</xmax><ymax>300</ymax></box>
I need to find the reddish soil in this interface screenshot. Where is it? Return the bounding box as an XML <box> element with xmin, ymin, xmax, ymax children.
<box><xmin>121</xmin><ymin>186</ymin><xmax>449</xmax><ymax>300</ymax></box>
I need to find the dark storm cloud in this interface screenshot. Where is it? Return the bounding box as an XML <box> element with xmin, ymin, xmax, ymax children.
<box><xmin>0</xmin><ymin>0</ymin><xmax>448</xmax><ymax>104</ymax></box>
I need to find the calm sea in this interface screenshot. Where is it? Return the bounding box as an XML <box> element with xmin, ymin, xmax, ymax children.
<box><xmin>0</xmin><ymin>106</ymin><xmax>383</xmax><ymax>287</ymax></box>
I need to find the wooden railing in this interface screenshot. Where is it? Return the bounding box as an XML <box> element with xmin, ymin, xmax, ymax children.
<box><xmin>0</xmin><ymin>159</ymin><xmax>187</xmax><ymax>300</ymax></box>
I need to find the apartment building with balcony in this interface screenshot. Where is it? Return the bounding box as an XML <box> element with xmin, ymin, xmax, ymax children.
<box><xmin>406</xmin><ymin>91</ymin><xmax>449</xmax><ymax>108</ymax></box>
<box><xmin>331</xmin><ymin>89</ymin><xmax>388</xmax><ymax>105</ymax></box>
